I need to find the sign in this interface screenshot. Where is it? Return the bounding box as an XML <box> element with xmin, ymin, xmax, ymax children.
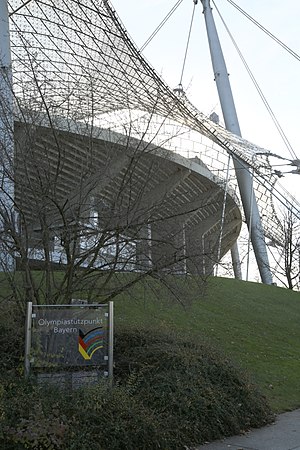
<box><xmin>25</xmin><ymin>302</ymin><xmax>113</xmax><ymax>376</ymax></box>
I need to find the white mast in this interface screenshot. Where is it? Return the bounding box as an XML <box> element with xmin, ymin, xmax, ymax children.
<box><xmin>0</xmin><ymin>0</ymin><xmax>15</xmax><ymax>271</ymax></box>
<box><xmin>200</xmin><ymin>0</ymin><xmax>273</xmax><ymax>284</ymax></box>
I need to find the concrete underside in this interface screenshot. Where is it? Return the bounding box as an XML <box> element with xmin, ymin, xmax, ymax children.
<box><xmin>14</xmin><ymin>118</ymin><xmax>242</xmax><ymax>275</ymax></box>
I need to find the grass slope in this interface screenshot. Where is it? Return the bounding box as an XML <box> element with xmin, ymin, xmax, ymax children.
<box><xmin>114</xmin><ymin>276</ymin><xmax>300</xmax><ymax>412</ymax></box>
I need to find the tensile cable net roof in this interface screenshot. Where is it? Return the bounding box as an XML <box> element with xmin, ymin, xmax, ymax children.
<box><xmin>8</xmin><ymin>0</ymin><xmax>295</xmax><ymax>244</ymax></box>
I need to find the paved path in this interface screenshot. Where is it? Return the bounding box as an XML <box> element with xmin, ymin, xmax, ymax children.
<box><xmin>196</xmin><ymin>409</ymin><xmax>300</xmax><ymax>450</ymax></box>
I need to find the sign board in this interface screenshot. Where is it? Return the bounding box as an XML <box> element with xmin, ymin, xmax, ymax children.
<box><xmin>25</xmin><ymin>302</ymin><xmax>113</xmax><ymax>378</ymax></box>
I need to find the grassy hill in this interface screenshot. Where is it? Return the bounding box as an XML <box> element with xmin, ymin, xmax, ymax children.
<box><xmin>113</xmin><ymin>275</ymin><xmax>300</xmax><ymax>412</ymax></box>
<box><xmin>1</xmin><ymin>273</ymin><xmax>299</xmax><ymax>448</ymax></box>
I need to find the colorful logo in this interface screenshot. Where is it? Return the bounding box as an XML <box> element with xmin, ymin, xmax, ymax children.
<box><xmin>78</xmin><ymin>327</ymin><xmax>104</xmax><ymax>360</ymax></box>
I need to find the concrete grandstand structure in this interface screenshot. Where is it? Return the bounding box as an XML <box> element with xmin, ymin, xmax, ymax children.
<box><xmin>1</xmin><ymin>0</ymin><xmax>295</xmax><ymax>279</ymax></box>
<box><xmin>14</xmin><ymin>115</ymin><xmax>242</xmax><ymax>275</ymax></box>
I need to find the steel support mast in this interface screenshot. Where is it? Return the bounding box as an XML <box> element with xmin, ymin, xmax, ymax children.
<box><xmin>200</xmin><ymin>0</ymin><xmax>273</xmax><ymax>284</ymax></box>
<box><xmin>0</xmin><ymin>0</ymin><xmax>15</xmax><ymax>271</ymax></box>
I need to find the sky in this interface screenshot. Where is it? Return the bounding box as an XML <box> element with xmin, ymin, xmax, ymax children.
<box><xmin>111</xmin><ymin>0</ymin><xmax>300</xmax><ymax>197</ymax></box>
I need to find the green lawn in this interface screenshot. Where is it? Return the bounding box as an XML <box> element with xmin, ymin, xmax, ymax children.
<box><xmin>113</xmin><ymin>276</ymin><xmax>300</xmax><ymax>412</ymax></box>
<box><xmin>2</xmin><ymin>272</ymin><xmax>299</xmax><ymax>412</ymax></box>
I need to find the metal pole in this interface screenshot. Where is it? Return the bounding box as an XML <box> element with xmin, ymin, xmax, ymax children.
<box><xmin>231</xmin><ymin>241</ymin><xmax>242</xmax><ymax>279</ymax></box>
<box><xmin>215</xmin><ymin>153</ymin><xmax>231</xmax><ymax>277</ymax></box>
<box><xmin>108</xmin><ymin>301</ymin><xmax>114</xmax><ymax>384</ymax></box>
<box><xmin>200</xmin><ymin>0</ymin><xmax>273</xmax><ymax>284</ymax></box>
<box><xmin>24</xmin><ymin>301</ymin><xmax>33</xmax><ymax>378</ymax></box>
<box><xmin>0</xmin><ymin>0</ymin><xmax>15</xmax><ymax>271</ymax></box>
<box><xmin>246</xmin><ymin>168</ymin><xmax>254</xmax><ymax>281</ymax></box>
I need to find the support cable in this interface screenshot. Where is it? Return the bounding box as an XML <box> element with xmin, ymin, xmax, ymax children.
<box><xmin>9</xmin><ymin>0</ymin><xmax>34</xmax><ymax>16</ymax></box>
<box><xmin>212</xmin><ymin>0</ymin><xmax>298</xmax><ymax>162</ymax></box>
<box><xmin>233</xmin><ymin>151</ymin><xmax>300</xmax><ymax>224</ymax></box>
<box><xmin>140</xmin><ymin>0</ymin><xmax>183</xmax><ymax>52</ymax></box>
<box><xmin>178</xmin><ymin>1</ymin><xmax>197</xmax><ymax>88</ymax></box>
<box><xmin>224</xmin><ymin>0</ymin><xmax>300</xmax><ymax>63</ymax></box>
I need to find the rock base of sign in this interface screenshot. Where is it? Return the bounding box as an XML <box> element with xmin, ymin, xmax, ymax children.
<box><xmin>37</xmin><ymin>369</ymin><xmax>107</xmax><ymax>389</ymax></box>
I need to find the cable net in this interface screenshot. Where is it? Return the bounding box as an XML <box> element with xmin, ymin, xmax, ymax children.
<box><xmin>8</xmin><ymin>0</ymin><xmax>297</xmax><ymax>244</ymax></box>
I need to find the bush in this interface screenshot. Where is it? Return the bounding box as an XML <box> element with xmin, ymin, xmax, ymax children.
<box><xmin>0</xmin><ymin>300</ymin><xmax>24</xmax><ymax>378</ymax></box>
<box><xmin>0</xmin><ymin>380</ymin><xmax>166</xmax><ymax>450</ymax></box>
<box><xmin>114</xmin><ymin>327</ymin><xmax>273</xmax><ymax>448</ymax></box>
<box><xmin>0</xmin><ymin>326</ymin><xmax>272</xmax><ymax>449</ymax></box>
